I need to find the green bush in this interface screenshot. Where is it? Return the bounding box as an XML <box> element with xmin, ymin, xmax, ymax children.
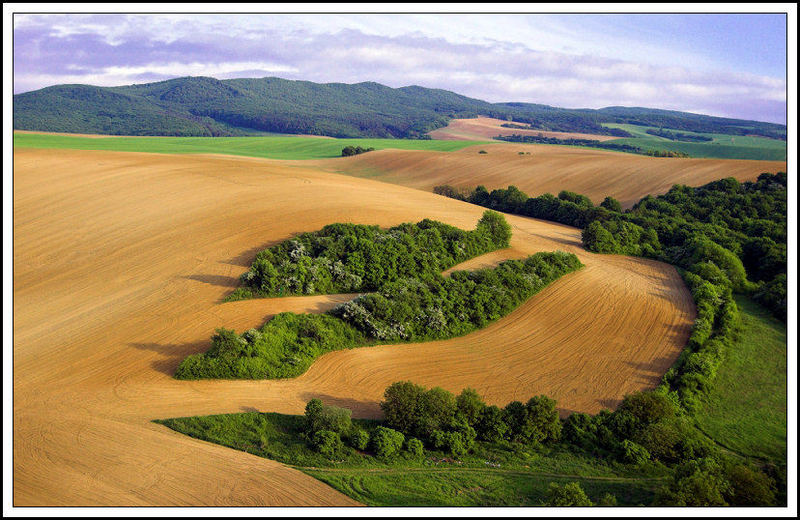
<box><xmin>405</xmin><ymin>437</ymin><xmax>424</xmax><ymax>458</ymax></box>
<box><xmin>546</xmin><ymin>482</ymin><xmax>594</xmax><ymax>506</ymax></box>
<box><xmin>304</xmin><ymin>398</ymin><xmax>352</xmax><ymax>435</ymax></box>
<box><xmin>310</xmin><ymin>430</ymin><xmax>343</xmax><ymax>458</ymax></box>
<box><xmin>619</xmin><ymin>439</ymin><xmax>651</xmax><ymax>465</ymax></box>
<box><xmin>371</xmin><ymin>427</ymin><xmax>405</xmax><ymax>458</ymax></box>
<box><xmin>348</xmin><ymin>429</ymin><xmax>370</xmax><ymax>451</ymax></box>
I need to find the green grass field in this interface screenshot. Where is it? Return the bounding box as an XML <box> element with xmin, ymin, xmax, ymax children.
<box><xmin>693</xmin><ymin>296</ymin><xmax>787</xmax><ymax>462</ymax></box>
<box><xmin>306</xmin><ymin>468</ymin><xmax>657</xmax><ymax>506</ymax></box>
<box><xmin>156</xmin><ymin>411</ymin><xmax>666</xmax><ymax>506</ymax></box>
<box><xmin>601</xmin><ymin>123</ymin><xmax>786</xmax><ymax>160</ymax></box>
<box><xmin>13</xmin><ymin>132</ymin><xmax>488</xmax><ymax>160</ymax></box>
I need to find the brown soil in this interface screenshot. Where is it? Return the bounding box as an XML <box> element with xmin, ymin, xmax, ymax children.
<box><xmin>14</xmin><ymin>148</ymin><xmax>694</xmax><ymax>506</ymax></box>
<box><xmin>313</xmin><ymin>144</ymin><xmax>786</xmax><ymax>208</ymax></box>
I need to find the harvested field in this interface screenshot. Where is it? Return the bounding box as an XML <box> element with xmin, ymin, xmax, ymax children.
<box><xmin>14</xmin><ymin>148</ymin><xmax>694</xmax><ymax>506</ymax></box>
<box><xmin>429</xmin><ymin>116</ymin><xmax>620</xmax><ymax>142</ymax></box>
<box><xmin>313</xmin><ymin>144</ymin><xmax>787</xmax><ymax>208</ymax></box>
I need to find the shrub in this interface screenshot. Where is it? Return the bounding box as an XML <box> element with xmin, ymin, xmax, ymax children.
<box><xmin>371</xmin><ymin>426</ymin><xmax>405</xmax><ymax>458</ymax></box>
<box><xmin>725</xmin><ymin>464</ymin><xmax>777</xmax><ymax>506</ymax></box>
<box><xmin>405</xmin><ymin>437</ymin><xmax>424</xmax><ymax>458</ymax></box>
<box><xmin>619</xmin><ymin>439</ymin><xmax>651</xmax><ymax>465</ymax></box>
<box><xmin>304</xmin><ymin>398</ymin><xmax>352</xmax><ymax>435</ymax></box>
<box><xmin>546</xmin><ymin>482</ymin><xmax>594</xmax><ymax>506</ymax></box>
<box><xmin>349</xmin><ymin>429</ymin><xmax>370</xmax><ymax>451</ymax></box>
<box><xmin>310</xmin><ymin>430</ymin><xmax>343</xmax><ymax>458</ymax></box>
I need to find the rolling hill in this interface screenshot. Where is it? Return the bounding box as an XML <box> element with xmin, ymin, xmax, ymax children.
<box><xmin>13</xmin><ymin>76</ymin><xmax>787</xmax><ymax>139</ymax></box>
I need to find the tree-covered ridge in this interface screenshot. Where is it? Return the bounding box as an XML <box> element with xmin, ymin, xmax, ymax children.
<box><xmin>229</xmin><ymin>211</ymin><xmax>512</xmax><ymax>300</ymax></box>
<box><xmin>13</xmin><ymin>76</ymin><xmax>787</xmax><ymax>138</ymax></box>
<box><xmin>175</xmin><ymin>250</ymin><xmax>582</xmax><ymax>380</ymax></box>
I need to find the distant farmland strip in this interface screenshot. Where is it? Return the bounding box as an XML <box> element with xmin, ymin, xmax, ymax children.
<box><xmin>13</xmin><ymin>132</ymin><xmax>489</xmax><ymax>160</ymax></box>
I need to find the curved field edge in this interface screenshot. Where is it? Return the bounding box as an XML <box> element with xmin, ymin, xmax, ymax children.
<box><xmin>154</xmin><ymin>411</ymin><xmax>664</xmax><ymax>507</ymax></box>
<box><xmin>692</xmin><ymin>295</ymin><xmax>787</xmax><ymax>462</ymax></box>
<box><xmin>13</xmin><ymin>131</ymin><xmax>490</xmax><ymax>160</ymax></box>
<box><xmin>13</xmin><ymin>148</ymin><xmax>695</xmax><ymax>505</ymax></box>
<box><xmin>173</xmin><ymin>250</ymin><xmax>584</xmax><ymax>380</ymax></box>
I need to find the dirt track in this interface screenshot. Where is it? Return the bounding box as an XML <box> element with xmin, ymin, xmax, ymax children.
<box><xmin>313</xmin><ymin>142</ymin><xmax>785</xmax><ymax>208</ymax></box>
<box><xmin>14</xmin><ymin>148</ymin><xmax>694</xmax><ymax>506</ymax></box>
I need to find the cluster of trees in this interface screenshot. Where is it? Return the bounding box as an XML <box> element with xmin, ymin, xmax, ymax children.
<box><xmin>494</xmin><ymin>133</ymin><xmax>689</xmax><ymax>157</ymax></box>
<box><xmin>435</xmin><ymin>184</ymin><xmax>614</xmax><ymax>229</ymax></box>
<box><xmin>643</xmin><ymin>149</ymin><xmax>691</xmax><ymax>158</ymax></box>
<box><xmin>175</xmin><ymin>250</ymin><xmax>582</xmax><ymax>380</ymax></box>
<box><xmin>380</xmin><ymin>382</ymin><xmax>561</xmax><ymax>456</ymax></box>
<box><xmin>434</xmin><ymin>173</ymin><xmax>786</xmax><ymax>416</ymax></box>
<box><xmin>300</xmin><ymin>382</ymin><xmax>780</xmax><ymax>506</ymax></box>
<box><xmin>436</xmin><ymin>173</ymin><xmax>786</xmax><ymax>321</ymax></box>
<box><xmin>176</xmin><ymin>212</ymin><xmax>582</xmax><ymax>380</ymax></box>
<box><xmin>341</xmin><ymin>145</ymin><xmax>375</xmax><ymax>156</ymax></box>
<box><xmin>645</xmin><ymin>128</ymin><xmax>713</xmax><ymax>142</ymax></box>
<box><xmin>332</xmin><ymin>251</ymin><xmax>583</xmax><ymax>342</ymax></box>
<box><xmin>230</xmin><ymin>211</ymin><xmax>512</xmax><ymax>300</ymax></box>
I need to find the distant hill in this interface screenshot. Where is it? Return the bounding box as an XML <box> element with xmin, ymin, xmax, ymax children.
<box><xmin>13</xmin><ymin>76</ymin><xmax>787</xmax><ymax>139</ymax></box>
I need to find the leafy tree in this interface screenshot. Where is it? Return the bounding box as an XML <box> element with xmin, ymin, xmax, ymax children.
<box><xmin>310</xmin><ymin>430</ymin><xmax>343</xmax><ymax>458</ymax></box>
<box><xmin>455</xmin><ymin>387</ymin><xmax>486</xmax><ymax>426</ymax></box>
<box><xmin>546</xmin><ymin>482</ymin><xmax>594</xmax><ymax>506</ymax></box>
<box><xmin>371</xmin><ymin>426</ymin><xmax>405</xmax><ymax>458</ymax></box>
<box><xmin>600</xmin><ymin>196</ymin><xmax>622</xmax><ymax>212</ymax></box>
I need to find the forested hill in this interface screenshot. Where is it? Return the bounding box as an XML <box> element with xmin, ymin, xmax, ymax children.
<box><xmin>13</xmin><ymin>76</ymin><xmax>787</xmax><ymax>139</ymax></box>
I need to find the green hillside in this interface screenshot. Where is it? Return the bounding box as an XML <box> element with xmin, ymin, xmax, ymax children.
<box><xmin>602</xmin><ymin>123</ymin><xmax>786</xmax><ymax>160</ymax></box>
<box><xmin>13</xmin><ymin>76</ymin><xmax>787</xmax><ymax>139</ymax></box>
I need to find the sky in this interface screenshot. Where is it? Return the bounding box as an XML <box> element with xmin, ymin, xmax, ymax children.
<box><xmin>12</xmin><ymin>12</ymin><xmax>788</xmax><ymax>124</ymax></box>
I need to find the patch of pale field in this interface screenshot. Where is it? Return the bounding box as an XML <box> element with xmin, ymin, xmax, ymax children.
<box><xmin>14</xmin><ymin>148</ymin><xmax>694</xmax><ymax>506</ymax></box>
<box><xmin>428</xmin><ymin>116</ymin><xmax>621</xmax><ymax>142</ymax></box>
<box><xmin>311</xmin><ymin>143</ymin><xmax>786</xmax><ymax>208</ymax></box>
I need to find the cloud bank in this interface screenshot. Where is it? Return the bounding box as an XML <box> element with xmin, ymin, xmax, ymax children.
<box><xmin>13</xmin><ymin>14</ymin><xmax>787</xmax><ymax>124</ymax></box>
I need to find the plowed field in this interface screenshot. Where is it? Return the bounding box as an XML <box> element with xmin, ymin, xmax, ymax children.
<box><xmin>14</xmin><ymin>148</ymin><xmax>694</xmax><ymax>505</ymax></box>
<box><xmin>314</xmin><ymin>143</ymin><xmax>786</xmax><ymax>208</ymax></box>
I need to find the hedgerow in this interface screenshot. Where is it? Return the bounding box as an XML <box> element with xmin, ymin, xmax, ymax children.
<box><xmin>175</xmin><ymin>250</ymin><xmax>582</xmax><ymax>380</ymax></box>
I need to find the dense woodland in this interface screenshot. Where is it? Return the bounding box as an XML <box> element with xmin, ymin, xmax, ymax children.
<box><xmin>175</xmin><ymin>212</ymin><xmax>582</xmax><ymax>379</ymax></box>
<box><xmin>14</xmin><ymin>76</ymin><xmax>787</xmax><ymax>139</ymax></box>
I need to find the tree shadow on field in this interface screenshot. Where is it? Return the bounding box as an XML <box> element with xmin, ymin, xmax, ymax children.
<box><xmin>129</xmin><ymin>339</ymin><xmax>210</xmax><ymax>376</ymax></box>
<box><xmin>223</xmin><ymin>234</ymin><xmax>304</xmax><ymax>268</ymax></box>
<box><xmin>299</xmin><ymin>392</ymin><xmax>382</xmax><ymax>419</ymax></box>
<box><xmin>184</xmin><ymin>273</ymin><xmax>240</xmax><ymax>288</ymax></box>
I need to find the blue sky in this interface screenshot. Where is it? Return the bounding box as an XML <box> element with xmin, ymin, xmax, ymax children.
<box><xmin>13</xmin><ymin>12</ymin><xmax>788</xmax><ymax>123</ymax></box>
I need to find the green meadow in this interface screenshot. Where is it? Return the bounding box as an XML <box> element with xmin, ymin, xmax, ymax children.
<box><xmin>601</xmin><ymin>123</ymin><xmax>786</xmax><ymax>160</ymax></box>
<box><xmin>693</xmin><ymin>296</ymin><xmax>787</xmax><ymax>462</ymax></box>
<box><xmin>13</xmin><ymin>132</ymin><xmax>489</xmax><ymax>161</ymax></box>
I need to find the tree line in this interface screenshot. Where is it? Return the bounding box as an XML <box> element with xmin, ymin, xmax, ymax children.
<box><xmin>175</xmin><ymin>212</ymin><xmax>582</xmax><ymax>380</ymax></box>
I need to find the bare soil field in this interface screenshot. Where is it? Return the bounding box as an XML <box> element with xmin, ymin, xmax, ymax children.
<box><xmin>428</xmin><ymin>116</ymin><xmax>619</xmax><ymax>141</ymax></box>
<box><xmin>14</xmin><ymin>148</ymin><xmax>694</xmax><ymax>506</ymax></box>
<box><xmin>313</xmin><ymin>144</ymin><xmax>786</xmax><ymax>208</ymax></box>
